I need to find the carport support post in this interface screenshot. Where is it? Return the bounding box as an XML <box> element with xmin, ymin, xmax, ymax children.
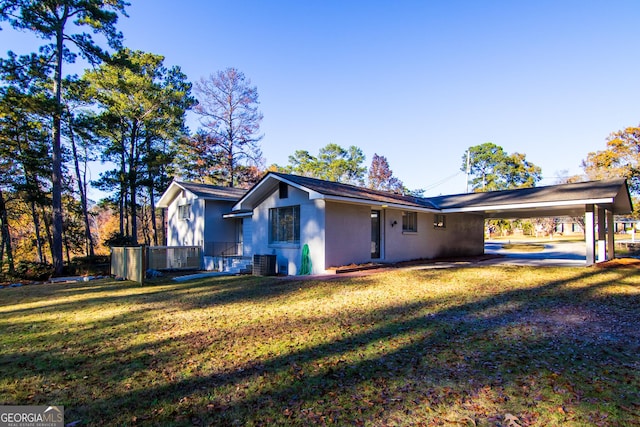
<box><xmin>597</xmin><ymin>206</ymin><xmax>606</xmax><ymax>262</ymax></box>
<box><xmin>606</xmin><ymin>209</ymin><xmax>615</xmax><ymax>260</ymax></box>
<box><xmin>585</xmin><ymin>204</ymin><xmax>596</xmax><ymax>265</ymax></box>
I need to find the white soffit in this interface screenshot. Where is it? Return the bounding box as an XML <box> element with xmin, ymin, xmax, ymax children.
<box><xmin>441</xmin><ymin>198</ymin><xmax>614</xmax><ymax>214</ymax></box>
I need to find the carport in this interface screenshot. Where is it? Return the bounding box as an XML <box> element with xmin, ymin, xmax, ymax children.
<box><xmin>431</xmin><ymin>179</ymin><xmax>634</xmax><ymax>265</ymax></box>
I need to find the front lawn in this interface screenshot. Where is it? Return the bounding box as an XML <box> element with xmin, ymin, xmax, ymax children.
<box><xmin>1</xmin><ymin>265</ymin><xmax>638</xmax><ymax>426</ymax></box>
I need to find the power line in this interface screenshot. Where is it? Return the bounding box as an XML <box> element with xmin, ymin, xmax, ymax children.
<box><xmin>422</xmin><ymin>171</ymin><xmax>464</xmax><ymax>192</ymax></box>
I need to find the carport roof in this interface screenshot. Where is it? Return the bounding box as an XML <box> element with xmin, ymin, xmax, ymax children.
<box><xmin>430</xmin><ymin>178</ymin><xmax>633</xmax><ymax>218</ymax></box>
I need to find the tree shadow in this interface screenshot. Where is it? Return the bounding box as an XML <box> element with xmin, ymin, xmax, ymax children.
<box><xmin>1</xmin><ymin>267</ymin><xmax>638</xmax><ymax>425</ymax></box>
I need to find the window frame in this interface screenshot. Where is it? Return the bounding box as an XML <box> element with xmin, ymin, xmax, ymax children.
<box><xmin>434</xmin><ymin>214</ymin><xmax>446</xmax><ymax>229</ymax></box>
<box><xmin>269</xmin><ymin>205</ymin><xmax>301</xmax><ymax>244</ymax></box>
<box><xmin>178</xmin><ymin>203</ymin><xmax>191</xmax><ymax>221</ymax></box>
<box><xmin>402</xmin><ymin>211</ymin><xmax>418</xmax><ymax>232</ymax></box>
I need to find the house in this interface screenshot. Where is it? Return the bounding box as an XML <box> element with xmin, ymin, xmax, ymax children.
<box><xmin>156</xmin><ymin>181</ymin><xmax>248</xmax><ymax>270</ymax></box>
<box><xmin>158</xmin><ymin>173</ymin><xmax>633</xmax><ymax>274</ymax></box>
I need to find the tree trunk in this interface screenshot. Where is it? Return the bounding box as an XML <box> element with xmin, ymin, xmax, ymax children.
<box><xmin>41</xmin><ymin>205</ymin><xmax>53</xmax><ymax>264</ymax></box>
<box><xmin>226</xmin><ymin>142</ymin><xmax>235</xmax><ymax>187</ymax></box>
<box><xmin>130</xmin><ymin>181</ymin><xmax>137</xmax><ymax>244</ymax></box>
<box><xmin>51</xmin><ymin>18</ymin><xmax>67</xmax><ymax>275</ymax></box>
<box><xmin>0</xmin><ymin>189</ymin><xmax>15</xmax><ymax>274</ymax></box>
<box><xmin>146</xmin><ymin>136</ymin><xmax>159</xmax><ymax>246</ymax></box>
<box><xmin>66</xmin><ymin>107</ymin><xmax>95</xmax><ymax>257</ymax></box>
<box><xmin>128</xmin><ymin>122</ymin><xmax>140</xmax><ymax>244</ymax></box>
<box><xmin>161</xmin><ymin>207</ymin><xmax>167</xmax><ymax>245</ymax></box>
<box><xmin>150</xmin><ymin>188</ymin><xmax>158</xmax><ymax>246</ymax></box>
<box><xmin>118</xmin><ymin>136</ymin><xmax>126</xmax><ymax>236</ymax></box>
<box><xmin>30</xmin><ymin>201</ymin><xmax>44</xmax><ymax>263</ymax></box>
<box><xmin>0</xmin><ymin>228</ymin><xmax>4</xmax><ymax>272</ymax></box>
<box><xmin>63</xmin><ymin>228</ymin><xmax>71</xmax><ymax>264</ymax></box>
<box><xmin>141</xmin><ymin>203</ymin><xmax>150</xmax><ymax>246</ymax></box>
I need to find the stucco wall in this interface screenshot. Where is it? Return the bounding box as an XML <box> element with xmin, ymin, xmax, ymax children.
<box><xmin>203</xmin><ymin>200</ymin><xmax>237</xmax><ymax>243</ymax></box>
<box><xmin>166</xmin><ymin>192</ymin><xmax>204</xmax><ymax>246</ymax></box>
<box><xmin>427</xmin><ymin>213</ymin><xmax>485</xmax><ymax>258</ymax></box>
<box><xmin>242</xmin><ymin>218</ymin><xmax>253</xmax><ymax>257</ymax></box>
<box><xmin>250</xmin><ymin>185</ymin><xmax>325</xmax><ymax>275</ymax></box>
<box><xmin>385</xmin><ymin>210</ymin><xmax>484</xmax><ymax>260</ymax></box>
<box><xmin>325</xmin><ymin>207</ymin><xmax>485</xmax><ymax>267</ymax></box>
<box><xmin>324</xmin><ymin>202</ymin><xmax>373</xmax><ymax>268</ymax></box>
<box><xmin>384</xmin><ymin>209</ymin><xmax>436</xmax><ymax>262</ymax></box>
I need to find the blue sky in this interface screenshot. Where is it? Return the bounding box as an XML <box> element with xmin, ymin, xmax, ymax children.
<box><xmin>3</xmin><ymin>1</ymin><xmax>640</xmax><ymax>197</ymax></box>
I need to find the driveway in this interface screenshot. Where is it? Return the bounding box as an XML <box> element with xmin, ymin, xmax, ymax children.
<box><xmin>483</xmin><ymin>240</ymin><xmax>587</xmax><ymax>267</ymax></box>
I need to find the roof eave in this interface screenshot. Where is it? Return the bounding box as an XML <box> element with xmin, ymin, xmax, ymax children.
<box><xmin>322</xmin><ymin>195</ymin><xmax>439</xmax><ymax>212</ymax></box>
<box><xmin>223</xmin><ymin>211</ymin><xmax>253</xmax><ymax>219</ymax></box>
<box><xmin>441</xmin><ymin>198</ymin><xmax>615</xmax><ymax>214</ymax></box>
<box><xmin>232</xmin><ymin>172</ymin><xmax>324</xmax><ymax>210</ymax></box>
<box><xmin>157</xmin><ymin>181</ymin><xmax>186</xmax><ymax>208</ymax></box>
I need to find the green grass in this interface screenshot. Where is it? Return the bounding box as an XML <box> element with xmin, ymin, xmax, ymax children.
<box><xmin>1</xmin><ymin>266</ymin><xmax>639</xmax><ymax>426</ymax></box>
<box><xmin>500</xmin><ymin>243</ymin><xmax>546</xmax><ymax>252</ymax></box>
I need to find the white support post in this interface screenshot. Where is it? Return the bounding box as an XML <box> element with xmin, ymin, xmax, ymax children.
<box><xmin>585</xmin><ymin>205</ymin><xmax>596</xmax><ymax>265</ymax></box>
<box><xmin>597</xmin><ymin>206</ymin><xmax>606</xmax><ymax>262</ymax></box>
<box><xmin>606</xmin><ymin>209</ymin><xmax>615</xmax><ymax>261</ymax></box>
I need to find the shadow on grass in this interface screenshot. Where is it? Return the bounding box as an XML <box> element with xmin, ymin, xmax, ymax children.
<box><xmin>0</xmin><ymin>274</ymin><xmax>290</xmax><ymax>316</ymax></box>
<box><xmin>1</xmin><ymin>267</ymin><xmax>639</xmax><ymax>425</ymax></box>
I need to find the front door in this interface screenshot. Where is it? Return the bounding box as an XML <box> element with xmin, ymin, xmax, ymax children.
<box><xmin>371</xmin><ymin>210</ymin><xmax>381</xmax><ymax>259</ymax></box>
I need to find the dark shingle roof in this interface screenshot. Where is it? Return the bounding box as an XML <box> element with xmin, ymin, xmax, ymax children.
<box><xmin>271</xmin><ymin>172</ymin><xmax>438</xmax><ymax>209</ymax></box>
<box><xmin>176</xmin><ymin>181</ymin><xmax>247</xmax><ymax>200</ymax></box>
<box><xmin>430</xmin><ymin>178</ymin><xmax>629</xmax><ymax>210</ymax></box>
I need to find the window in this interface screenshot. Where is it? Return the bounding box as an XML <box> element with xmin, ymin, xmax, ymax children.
<box><xmin>178</xmin><ymin>203</ymin><xmax>191</xmax><ymax>220</ymax></box>
<box><xmin>402</xmin><ymin>211</ymin><xmax>417</xmax><ymax>232</ymax></box>
<box><xmin>279</xmin><ymin>182</ymin><xmax>289</xmax><ymax>199</ymax></box>
<box><xmin>434</xmin><ymin>214</ymin><xmax>446</xmax><ymax>229</ymax></box>
<box><xmin>269</xmin><ymin>205</ymin><xmax>300</xmax><ymax>244</ymax></box>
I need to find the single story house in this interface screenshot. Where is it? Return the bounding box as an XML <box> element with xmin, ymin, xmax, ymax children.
<box><xmin>158</xmin><ymin>173</ymin><xmax>633</xmax><ymax>274</ymax></box>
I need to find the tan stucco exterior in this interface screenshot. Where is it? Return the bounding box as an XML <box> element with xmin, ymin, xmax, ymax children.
<box><xmin>324</xmin><ymin>204</ymin><xmax>485</xmax><ymax>270</ymax></box>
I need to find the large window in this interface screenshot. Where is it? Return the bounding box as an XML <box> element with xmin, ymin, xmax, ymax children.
<box><xmin>178</xmin><ymin>203</ymin><xmax>191</xmax><ymax>220</ymax></box>
<box><xmin>402</xmin><ymin>211</ymin><xmax>418</xmax><ymax>232</ymax></box>
<box><xmin>269</xmin><ymin>205</ymin><xmax>300</xmax><ymax>244</ymax></box>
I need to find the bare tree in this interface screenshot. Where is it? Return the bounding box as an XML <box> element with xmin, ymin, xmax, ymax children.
<box><xmin>193</xmin><ymin>68</ymin><xmax>263</xmax><ymax>187</ymax></box>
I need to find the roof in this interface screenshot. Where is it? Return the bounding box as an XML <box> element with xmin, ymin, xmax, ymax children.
<box><xmin>157</xmin><ymin>181</ymin><xmax>248</xmax><ymax>208</ymax></box>
<box><xmin>234</xmin><ymin>172</ymin><xmax>439</xmax><ymax>211</ymax></box>
<box><xmin>431</xmin><ymin>178</ymin><xmax>633</xmax><ymax>218</ymax></box>
<box><xmin>232</xmin><ymin>173</ymin><xmax>632</xmax><ymax>218</ymax></box>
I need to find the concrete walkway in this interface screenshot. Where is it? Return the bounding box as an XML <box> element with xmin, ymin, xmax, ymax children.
<box><xmin>483</xmin><ymin>240</ymin><xmax>587</xmax><ymax>267</ymax></box>
<box><xmin>172</xmin><ymin>271</ymin><xmax>234</xmax><ymax>282</ymax></box>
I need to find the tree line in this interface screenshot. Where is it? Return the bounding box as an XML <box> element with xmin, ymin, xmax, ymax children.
<box><xmin>1</xmin><ymin>1</ymin><xmax>638</xmax><ymax>276</ymax></box>
<box><xmin>0</xmin><ymin>1</ymin><xmax>409</xmax><ymax>275</ymax></box>
<box><xmin>0</xmin><ymin>1</ymin><xmax>263</xmax><ymax>274</ymax></box>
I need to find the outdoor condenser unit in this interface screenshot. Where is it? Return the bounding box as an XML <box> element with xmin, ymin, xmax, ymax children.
<box><xmin>252</xmin><ymin>254</ymin><xmax>277</xmax><ymax>276</ymax></box>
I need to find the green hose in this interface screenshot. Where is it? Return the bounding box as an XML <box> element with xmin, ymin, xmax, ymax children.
<box><xmin>300</xmin><ymin>243</ymin><xmax>312</xmax><ymax>275</ymax></box>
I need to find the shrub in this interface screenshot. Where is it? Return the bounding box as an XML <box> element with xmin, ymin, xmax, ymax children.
<box><xmin>66</xmin><ymin>255</ymin><xmax>111</xmax><ymax>276</ymax></box>
<box><xmin>15</xmin><ymin>261</ymin><xmax>55</xmax><ymax>281</ymax></box>
<box><xmin>103</xmin><ymin>232</ymin><xmax>137</xmax><ymax>247</ymax></box>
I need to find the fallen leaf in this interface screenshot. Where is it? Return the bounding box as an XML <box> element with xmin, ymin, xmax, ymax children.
<box><xmin>504</xmin><ymin>413</ymin><xmax>521</xmax><ymax>427</ymax></box>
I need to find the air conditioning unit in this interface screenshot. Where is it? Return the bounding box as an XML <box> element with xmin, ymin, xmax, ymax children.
<box><xmin>252</xmin><ymin>254</ymin><xmax>276</xmax><ymax>276</ymax></box>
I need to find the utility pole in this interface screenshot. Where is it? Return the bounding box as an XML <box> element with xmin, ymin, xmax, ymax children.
<box><xmin>465</xmin><ymin>150</ymin><xmax>471</xmax><ymax>193</ymax></box>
